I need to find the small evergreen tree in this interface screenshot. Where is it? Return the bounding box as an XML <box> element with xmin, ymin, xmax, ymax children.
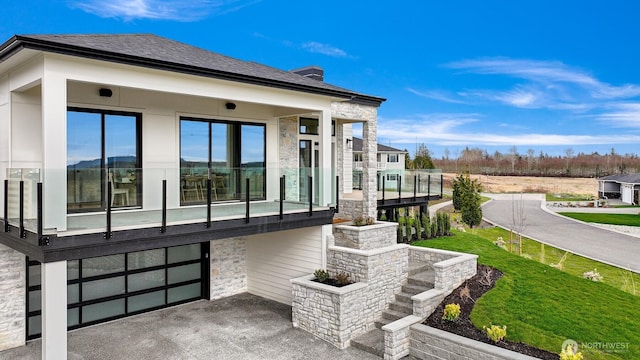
<box><xmin>422</xmin><ymin>213</ymin><xmax>431</xmax><ymax>239</ymax></box>
<box><xmin>415</xmin><ymin>215</ymin><xmax>423</xmax><ymax>240</ymax></box>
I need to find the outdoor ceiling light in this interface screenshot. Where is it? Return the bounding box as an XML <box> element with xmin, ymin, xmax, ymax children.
<box><xmin>346</xmin><ymin>138</ymin><xmax>352</xmax><ymax>149</ymax></box>
<box><xmin>225</xmin><ymin>102</ymin><xmax>237</xmax><ymax>110</ymax></box>
<box><xmin>99</xmin><ymin>88</ymin><xmax>113</xmax><ymax>97</ymax></box>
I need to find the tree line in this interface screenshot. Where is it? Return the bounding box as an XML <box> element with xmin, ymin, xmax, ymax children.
<box><xmin>404</xmin><ymin>145</ymin><xmax>640</xmax><ymax>177</ymax></box>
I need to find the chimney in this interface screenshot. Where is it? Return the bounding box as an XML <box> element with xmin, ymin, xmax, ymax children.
<box><xmin>291</xmin><ymin>66</ymin><xmax>324</xmax><ymax>81</ymax></box>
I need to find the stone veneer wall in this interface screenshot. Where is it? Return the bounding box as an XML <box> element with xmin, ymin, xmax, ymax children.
<box><xmin>333</xmin><ymin>222</ymin><xmax>396</xmax><ymax>250</ymax></box>
<box><xmin>326</xmin><ymin>241</ymin><xmax>408</xmax><ymax>333</ymax></box>
<box><xmin>209</xmin><ymin>238</ymin><xmax>247</xmax><ymax>300</ymax></box>
<box><xmin>278</xmin><ymin>116</ymin><xmax>299</xmax><ymax>201</ymax></box>
<box><xmin>0</xmin><ymin>243</ymin><xmax>25</xmax><ymax>351</ymax></box>
<box><xmin>291</xmin><ymin>276</ymin><xmax>368</xmax><ymax>349</ymax></box>
<box><xmin>335</xmin><ymin>199</ymin><xmax>362</xmax><ymax>220</ymax></box>
<box><xmin>410</xmin><ymin>324</ymin><xmax>539</xmax><ymax>360</ymax></box>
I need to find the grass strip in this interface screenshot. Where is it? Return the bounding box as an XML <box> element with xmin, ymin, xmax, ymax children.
<box><xmin>558</xmin><ymin>212</ymin><xmax>640</xmax><ymax>227</ymax></box>
<box><xmin>414</xmin><ymin>232</ymin><xmax>639</xmax><ymax>360</ymax></box>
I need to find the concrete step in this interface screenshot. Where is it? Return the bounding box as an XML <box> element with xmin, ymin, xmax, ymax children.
<box><xmin>375</xmin><ymin>317</ymin><xmax>392</xmax><ymax>329</ymax></box>
<box><xmin>407</xmin><ymin>269</ymin><xmax>435</xmax><ymax>288</ymax></box>
<box><xmin>382</xmin><ymin>308</ymin><xmax>408</xmax><ymax>322</ymax></box>
<box><xmin>401</xmin><ymin>283</ymin><xmax>428</xmax><ymax>296</ymax></box>
<box><xmin>408</xmin><ymin>262</ymin><xmax>431</xmax><ymax>276</ymax></box>
<box><xmin>389</xmin><ymin>301</ymin><xmax>412</xmax><ymax>314</ymax></box>
<box><xmin>351</xmin><ymin>328</ymin><xmax>385</xmax><ymax>358</ymax></box>
<box><xmin>395</xmin><ymin>291</ymin><xmax>415</xmax><ymax>304</ymax></box>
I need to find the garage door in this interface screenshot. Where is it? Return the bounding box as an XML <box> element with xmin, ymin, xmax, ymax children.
<box><xmin>26</xmin><ymin>243</ymin><xmax>208</xmax><ymax>339</ymax></box>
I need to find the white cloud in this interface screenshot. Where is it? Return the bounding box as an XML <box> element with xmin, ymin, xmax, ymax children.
<box><xmin>412</xmin><ymin>58</ymin><xmax>640</xmax><ymax>114</ymax></box>
<box><xmin>407</xmin><ymin>88</ymin><xmax>468</xmax><ymax>104</ymax></box>
<box><xmin>377</xmin><ymin>113</ymin><xmax>640</xmax><ymax>148</ymax></box>
<box><xmin>597</xmin><ymin>103</ymin><xmax>640</xmax><ymax>128</ymax></box>
<box><xmin>301</xmin><ymin>41</ymin><xmax>348</xmax><ymax>58</ymax></box>
<box><xmin>72</xmin><ymin>0</ymin><xmax>259</xmax><ymax>21</ymax></box>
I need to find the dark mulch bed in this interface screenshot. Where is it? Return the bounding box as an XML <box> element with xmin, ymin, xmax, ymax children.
<box><xmin>425</xmin><ymin>264</ymin><xmax>559</xmax><ymax>360</ymax></box>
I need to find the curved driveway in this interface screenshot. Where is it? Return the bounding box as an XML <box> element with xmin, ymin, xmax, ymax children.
<box><xmin>482</xmin><ymin>194</ymin><xmax>640</xmax><ymax>273</ymax></box>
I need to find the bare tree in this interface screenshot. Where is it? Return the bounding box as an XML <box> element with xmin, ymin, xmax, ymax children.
<box><xmin>508</xmin><ymin>146</ymin><xmax>518</xmax><ymax>173</ymax></box>
<box><xmin>510</xmin><ymin>193</ymin><xmax>527</xmax><ymax>255</ymax></box>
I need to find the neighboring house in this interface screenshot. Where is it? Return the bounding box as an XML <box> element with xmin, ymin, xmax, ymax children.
<box><xmin>598</xmin><ymin>174</ymin><xmax>640</xmax><ymax>204</ymax></box>
<box><xmin>0</xmin><ymin>34</ymin><xmax>384</xmax><ymax>358</ymax></box>
<box><xmin>351</xmin><ymin>137</ymin><xmax>407</xmax><ymax>190</ymax></box>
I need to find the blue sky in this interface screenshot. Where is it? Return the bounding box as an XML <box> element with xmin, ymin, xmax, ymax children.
<box><xmin>3</xmin><ymin>0</ymin><xmax>640</xmax><ymax>158</ymax></box>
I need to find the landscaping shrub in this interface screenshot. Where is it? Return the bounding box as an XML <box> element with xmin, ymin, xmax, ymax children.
<box><xmin>483</xmin><ymin>324</ymin><xmax>507</xmax><ymax>343</ymax></box>
<box><xmin>313</xmin><ymin>269</ymin><xmax>329</xmax><ymax>282</ymax></box>
<box><xmin>442</xmin><ymin>303</ymin><xmax>461</xmax><ymax>321</ymax></box>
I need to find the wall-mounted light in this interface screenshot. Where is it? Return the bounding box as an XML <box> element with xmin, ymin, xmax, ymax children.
<box><xmin>99</xmin><ymin>88</ymin><xmax>113</xmax><ymax>97</ymax></box>
<box><xmin>346</xmin><ymin>138</ymin><xmax>352</xmax><ymax>149</ymax></box>
<box><xmin>225</xmin><ymin>102</ymin><xmax>237</xmax><ymax>110</ymax></box>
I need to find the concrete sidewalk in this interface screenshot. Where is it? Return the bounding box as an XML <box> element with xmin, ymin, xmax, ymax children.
<box><xmin>0</xmin><ymin>293</ymin><xmax>378</xmax><ymax>360</ymax></box>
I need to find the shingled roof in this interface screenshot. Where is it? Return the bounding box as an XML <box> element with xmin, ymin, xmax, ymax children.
<box><xmin>0</xmin><ymin>34</ymin><xmax>385</xmax><ymax>106</ymax></box>
<box><xmin>351</xmin><ymin>137</ymin><xmax>407</xmax><ymax>153</ymax></box>
<box><xmin>599</xmin><ymin>173</ymin><xmax>640</xmax><ymax>184</ymax></box>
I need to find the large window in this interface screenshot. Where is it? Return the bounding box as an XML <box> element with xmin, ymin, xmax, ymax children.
<box><xmin>180</xmin><ymin>118</ymin><xmax>265</xmax><ymax>205</ymax></box>
<box><xmin>67</xmin><ymin>108</ymin><xmax>141</xmax><ymax>212</ymax></box>
<box><xmin>388</xmin><ymin>154</ymin><xmax>399</xmax><ymax>163</ymax></box>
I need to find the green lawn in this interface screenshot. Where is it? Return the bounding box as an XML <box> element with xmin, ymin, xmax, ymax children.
<box><xmin>558</xmin><ymin>212</ymin><xmax>640</xmax><ymax>227</ymax></box>
<box><xmin>474</xmin><ymin>227</ymin><xmax>640</xmax><ymax>296</ymax></box>
<box><xmin>414</xmin><ymin>232</ymin><xmax>640</xmax><ymax>360</ymax></box>
<box><xmin>546</xmin><ymin>193</ymin><xmax>594</xmax><ymax>202</ymax></box>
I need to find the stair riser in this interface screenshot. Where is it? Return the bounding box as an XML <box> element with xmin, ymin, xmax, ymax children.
<box><xmin>382</xmin><ymin>311</ymin><xmax>404</xmax><ymax>321</ymax></box>
<box><xmin>402</xmin><ymin>285</ymin><xmax>426</xmax><ymax>295</ymax></box>
<box><xmin>408</xmin><ymin>264</ymin><xmax>432</xmax><ymax>276</ymax></box>
<box><xmin>389</xmin><ymin>302</ymin><xmax>412</xmax><ymax>314</ymax></box>
<box><xmin>407</xmin><ymin>278</ymin><xmax>435</xmax><ymax>288</ymax></box>
<box><xmin>351</xmin><ymin>341</ymin><xmax>384</xmax><ymax>358</ymax></box>
<box><xmin>395</xmin><ymin>293</ymin><xmax>413</xmax><ymax>303</ymax></box>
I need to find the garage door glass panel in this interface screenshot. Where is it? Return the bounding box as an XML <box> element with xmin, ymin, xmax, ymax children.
<box><xmin>83</xmin><ymin>254</ymin><xmax>125</xmax><ymax>277</ymax></box>
<box><xmin>128</xmin><ymin>270</ymin><xmax>165</xmax><ymax>292</ymax></box>
<box><xmin>68</xmin><ymin>308</ymin><xmax>79</xmax><ymax>327</ymax></box>
<box><xmin>68</xmin><ymin>260</ymin><xmax>79</xmax><ymax>280</ymax></box>
<box><xmin>168</xmin><ymin>283</ymin><xmax>201</xmax><ymax>303</ymax></box>
<box><xmin>128</xmin><ymin>290</ymin><xmax>166</xmax><ymax>312</ymax></box>
<box><xmin>83</xmin><ymin>299</ymin><xmax>125</xmax><ymax>323</ymax></box>
<box><xmin>168</xmin><ymin>244</ymin><xmax>200</xmax><ymax>263</ymax></box>
<box><xmin>168</xmin><ymin>263</ymin><xmax>201</xmax><ymax>284</ymax></box>
<box><xmin>128</xmin><ymin>249</ymin><xmax>165</xmax><ymax>270</ymax></box>
<box><xmin>68</xmin><ymin>284</ymin><xmax>79</xmax><ymax>304</ymax></box>
<box><xmin>82</xmin><ymin>276</ymin><xmax>125</xmax><ymax>301</ymax></box>
<box><xmin>29</xmin><ymin>290</ymin><xmax>41</xmax><ymax>312</ymax></box>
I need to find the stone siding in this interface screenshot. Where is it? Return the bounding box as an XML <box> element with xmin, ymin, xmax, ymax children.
<box><xmin>327</xmin><ymin>244</ymin><xmax>409</xmax><ymax>328</ymax></box>
<box><xmin>410</xmin><ymin>324</ymin><xmax>539</xmax><ymax>360</ymax></box>
<box><xmin>0</xmin><ymin>244</ymin><xmax>25</xmax><ymax>351</ymax></box>
<box><xmin>331</xmin><ymin>102</ymin><xmax>378</xmax><ymax>122</ymax></box>
<box><xmin>333</xmin><ymin>222</ymin><xmax>397</xmax><ymax>250</ymax></box>
<box><xmin>210</xmin><ymin>237</ymin><xmax>247</xmax><ymax>300</ymax></box>
<box><xmin>336</xmin><ymin>199</ymin><xmax>362</xmax><ymax>220</ymax></box>
<box><xmin>433</xmin><ymin>253</ymin><xmax>477</xmax><ymax>293</ymax></box>
<box><xmin>291</xmin><ymin>276</ymin><xmax>368</xmax><ymax>349</ymax></box>
<box><xmin>279</xmin><ymin>116</ymin><xmax>299</xmax><ymax>201</ymax></box>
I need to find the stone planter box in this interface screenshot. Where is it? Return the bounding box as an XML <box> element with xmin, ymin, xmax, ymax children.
<box><xmin>333</xmin><ymin>221</ymin><xmax>397</xmax><ymax>250</ymax></box>
<box><xmin>291</xmin><ymin>274</ymin><xmax>368</xmax><ymax>349</ymax></box>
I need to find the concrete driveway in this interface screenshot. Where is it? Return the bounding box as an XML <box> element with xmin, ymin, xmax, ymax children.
<box><xmin>482</xmin><ymin>194</ymin><xmax>640</xmax><ymax>273</ymax></box>
<box><xmin>0</xmin><ymin>293</ymin><xmax>378</xmax><ymax>360</ymax></box>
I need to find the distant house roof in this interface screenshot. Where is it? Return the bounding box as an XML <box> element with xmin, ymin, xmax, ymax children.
<box><xmin>0</xmin><ymin>34</ymin><xmax>385</xmax><ymax>106</ymax></box>
<box><xmin>599</xmin><ymin>173</ymin><xmax>640</xmax><ymax>184</ymax></box>
<box><xmin>352</xmin><ymin>137</ymin><xmax>407</xmax><ymax>153</ymax></box>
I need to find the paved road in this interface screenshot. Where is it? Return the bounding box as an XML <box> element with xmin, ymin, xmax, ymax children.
<box><xmin>482</xmin><ymin>194</ymin><xmax>640</xmax><ymax>273</ymax></box>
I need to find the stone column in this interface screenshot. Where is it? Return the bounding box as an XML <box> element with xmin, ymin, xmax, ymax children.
<box><xmin>362</xmin><ymin>119</ymin><xmax>377</xmax><ymax>218</ymax></box>
<box><xmin>335</xmin><ymin>120</ymin><xmax>344</xmax><ymax>199</ymax></box>
<box><xmin>42</xmin><ymin>261</ymin><xmax>67</xmax><ymax>360</ymax></box>
<box><xmin>0</xmin><ymin>244</ymin><xmax>25</xmax><ymax>351</ymax></box>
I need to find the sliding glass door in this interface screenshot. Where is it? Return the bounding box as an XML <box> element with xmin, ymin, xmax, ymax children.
<box><xmin>180</xmin><ymin>118</ymin><xmax>265</xmax><ymax>205</ymax></box>
<box><xmin>67</xmin><ymin>108</ymin><xmax>142</xmax><ymax>212</ymax></box>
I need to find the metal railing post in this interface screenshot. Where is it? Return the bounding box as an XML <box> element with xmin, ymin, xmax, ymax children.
<box><xmin>440</xmin><ymin>174</ymin><xmax>444</xmax><ymax>198</ymax></box>
<box><xmin>335</xmin><ymin>175</ymin><xmax>340</xmax><ymax>213</ymax></box>
<box><xmin>19</xmin><ymin>180</ymin><xmax>25</xmax><ymax>238</ymax></box>
<box><xmin>3</xmin><ymin>179</ymin><xmax>8</xmax><ymax>233</ymax></box>
<box><xmin>206</xmin><ymin>179</ymin><xmax>212</xmax><ymax>228</ymax></box>
<box><xmin>279</xmin><ymin>176</ymin><xmax>284</xmax><ymax>221</ymax></box>
<box><xmin>308</xmin><ymin>176</ymin><xmax>313</xmax><ymax>216</ymax></box>
<box><xmin>413</xmin><ymin>175</ymin><xmax>417</xmax><ymax>200</ymax></box>
<box><xmin>245</xmin><ymin>178</ymin><xmax>250</xmax><ymax>223</ymax></box>
<box><xmin>382</xmin><ymin>176</ymin><xmax>386</xmax><ymax>204</ymax></box>
<box><xmin>398</xmin><ymin>175</ymin><xmax>402</xmax><ymax>200</ymax></box>
<box><xmin>161</xmin><ymin>180</ymin><xmax>167</xmax><ymax>233</ymax></box>
<box><xmin>105</xmin><ymin>179</ymin><xmax>112</xmax><ymax>239</ymax></box>
<box><xmin>37</xmin><ymin>182</ymin><xmax>49</xmax><ymax>245</ymax></box>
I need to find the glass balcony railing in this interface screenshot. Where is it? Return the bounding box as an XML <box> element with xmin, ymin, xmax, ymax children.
<box><xmin>3</xmin><ymin>167</ymin><xmax>338</xmax><ymax>237</ymax></box>
<box><xmin>378</xmin><ymin>170</ymin><xmax>443</xmax><ymax>199</ymax></box>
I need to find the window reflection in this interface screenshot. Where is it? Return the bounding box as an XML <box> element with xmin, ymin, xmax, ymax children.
<box><xmin>67</xmin><ymin>109</ymin><xmax>141</xmax><ymax>212</ymax></box>
<box><xmin>180</xmin><ymin>118</ymin><xmax>265</xmax><ymax>205</ymax></box>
